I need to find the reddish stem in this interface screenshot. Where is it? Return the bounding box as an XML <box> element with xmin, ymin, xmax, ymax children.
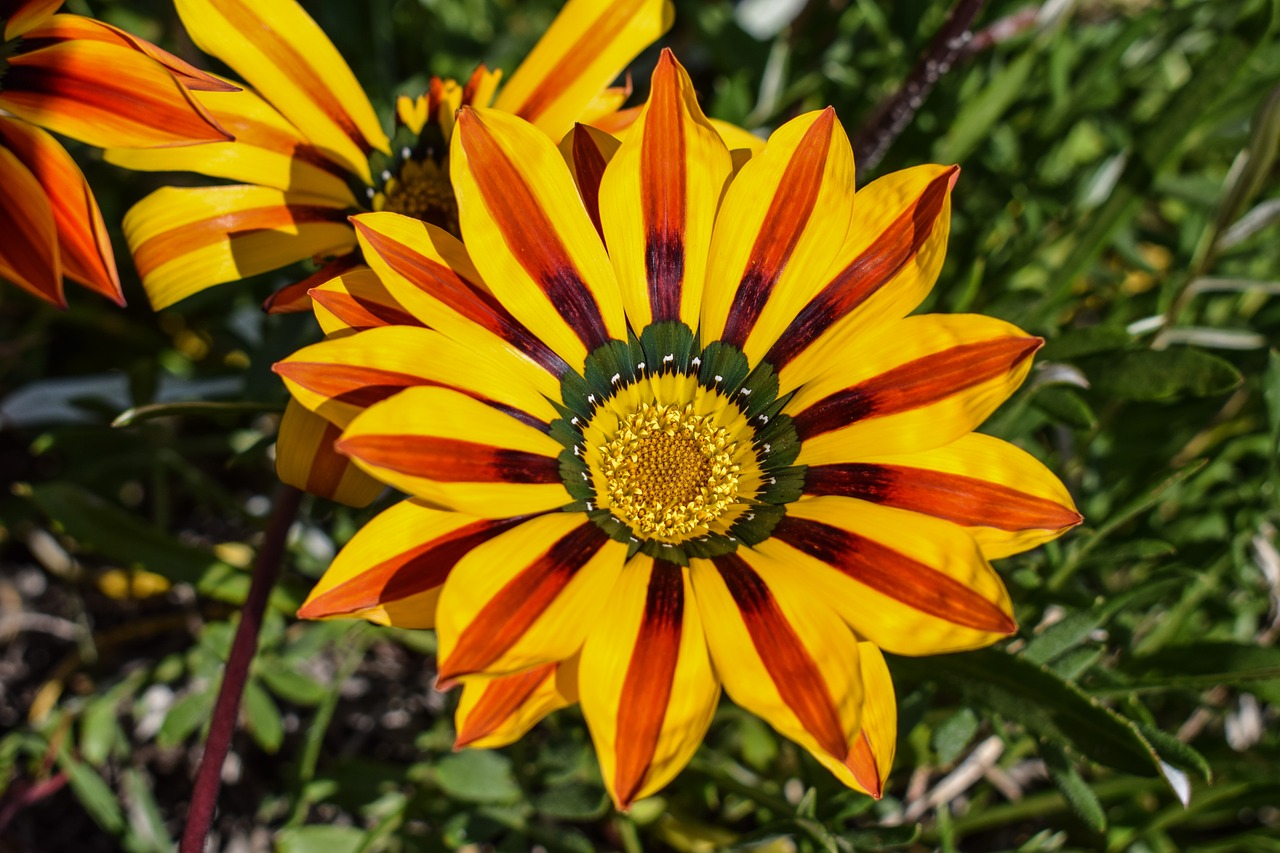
<box><xmin>852</xmin><ymin>0</ymin><xmax>988</xmax><ymax>177</ymax></box>
<box><xmin>0</xmin><ymin>772</ymin><xmax>68</xmax><ymax>831</ymax></box>
<box><xmin>181</xmin><ymin>485</ymin><xmax>303</xmax><ymax>853</ymax></box>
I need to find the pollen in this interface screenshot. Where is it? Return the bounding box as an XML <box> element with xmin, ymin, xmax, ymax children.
<box><xmin>374</xmin><ymin>158</ymin><xmax>458</xmax><ymax>234</ymax></box>
<box><xmin>598</xmin><ymin>402</ymin><xmax>741</xmax><ymax>541</ymax></box>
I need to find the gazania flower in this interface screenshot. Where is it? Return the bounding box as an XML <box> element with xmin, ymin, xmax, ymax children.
<box><xmin>0</xmin><ymin>0</ymin><xmax>232</xmax><ymax>306</ymax></box>
<box><xmin>108</xmin><ymin>0</ymin><xmax>675</xmax><ymax>312</ymax></box>
<box><xmin>276</xmin><ymin>51</ymin><xmax>1081</xmax><ymax>808</ymax></box>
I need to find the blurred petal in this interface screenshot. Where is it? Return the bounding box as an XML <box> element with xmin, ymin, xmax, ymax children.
<box><xmin>454</xmin><ymin>659</ymin><xmax>577</xmax><ymax>749</ymax></box>
<box><xmin>701</xmin><ymin>108</ymin><xmax>856</xmax><ymax>365</ymax></box>
<box><xmin>759</xmin><ymin>497</ymin><xmax>1015</xmax><ymax>655</ymax></box>
<box><xmin>174</xmin><ymin>0</ymin><xmax>389</xmax><ymax>179</ymax></box>
<box><xmin>106</xmin><ymin>86</ymin><xmax>357</xmax><ymax>202</ymax></box>
<box><xmin>558</xmin><ymin>123</ymin><xmax>621</xmax><ymax>239</ymax></box>
<box><xmin>494</xmin><ymin>0</ymin><xmax>673</xmax><ymax>142</ymax></box>
<box><xmin>805</xmin><ymin>433</ymin><xmax>1082</xmax><ymax>559</ymax></box>
<box><xmin>451</xmin><ymin>107</ymin><xmax>625</xmax><ymax>371</ymax></box>
<box><xmin>580</xmin><ymin>556</ymin><xmax>718</xmax><ymax>809</ymax></box>
<box><xmin>709</xmin><ymin>118</ymin><xmax>765</xmax><ymax>155</ymax></box>
<box><xmin>600</xmin><ymin>50</ymin><xmax>731</xmax><ymax>332</ymax></box>
<box><xmin>0</xmin><ymin>38</ymin><xmax>231</xmax><ymax>148</ymax></box>
<box><xmin>0</xmin><ymin>144</ymin><xmax>61</xmax><ymax>305</ymax></box>
<box><xmin>123</xmin><ymin>185</ymin><xmax>353</xmax><ymax>309</ymax></box>
<box><xmin>0</xmin><ymin>116</ymin><xmax>121</xmax><ymax>303</ymax></box>
<box><xmin>276</xmin><ymin>400</ymin><xmax>384</xmax><ymax>507</ymax></box>
<box><xmin>849</xmin><ymin>644</ymin><xmax>895</xmax><ymax>798</ymax></box>
<box><xmin>1</xmin><ymin>0</ymin><xmax>61</xmax><ymax>39</ymax></box>
<box><xmin>789</xmin><ymin>314</ymin><xmax>1041</xmax><ymax>460</ymax></box>
<box><xmin>691</xmin><ymin>553</ymin><xmax>868</xmax><ymax>788</ymax></box>
<box><xmin>771</xmin><ymin>165</ymin><xmax>958</xmax><ymax>391</ymax></box>
<box><xmin>298</xmin><ymin>499</ymin><xmax>517</xmax><ymax>626</ymax></box>
<box><xmin>337</xmin><ymin>386</ymin><xmax>572</xmax><ymax>517</ymax></box>
<box><xmin>276</xmin><ymin>325</ymin><xmax>562</xmax><ymax>430</ymax></box>
<box><xmin>436</xmin><ymin>513</ymin><xmax>626</xmax><ymax>681</ymax></box>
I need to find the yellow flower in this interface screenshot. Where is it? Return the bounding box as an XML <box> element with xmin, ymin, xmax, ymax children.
<box><xmin>108</xmin><ymin>0</ymin><xmax>675</xmax><ymax>313</ymax></box>
<box><xmin>276</xmin><ymin>50</ymin><xmax>1082</xmax><ymax>809</ymax></box>
<box><xmin>0</xmin><ymin>0</ymin><xmax>232</xmax><ymax>306</ymax></box>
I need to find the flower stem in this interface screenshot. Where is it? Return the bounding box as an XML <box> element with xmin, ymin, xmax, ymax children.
<box><xmin>181</xmin><ymin>485</ymin><xmax>303</xmax><ymax>853</ymax></box>
<box><xmin>851</xmin><ymin>0</ymin><xmax>987</xmax><ymax>178</ymax></box>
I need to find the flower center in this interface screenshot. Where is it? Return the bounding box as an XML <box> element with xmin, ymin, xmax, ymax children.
<box><xmin>598</xmin><ymin>401</ymin><xmax>741</xmax><ymax>540</ymax></box>
<box><xmin>375</xmin><ymin>158</ymin><xmax>458</xmax><ymax>234</ymax></box>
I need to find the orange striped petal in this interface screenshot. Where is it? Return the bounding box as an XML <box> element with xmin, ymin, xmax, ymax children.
<box><xmin>848</xmin><ymin>643</ymin><xmax>896</xmax><ymax>798</ymax></box>
<box><xmin>580</xmin><ymin>556</ymin><xmax>718</xmax><ymax>809</ymax></box>
<box><xmin>0</xmin><ymin>143</ymin><xmax>61</xmax><ymax>305</ymax></box>
<box><xmin>701</xmin><ymin>108</ymin><xmax>856</xmax><ymax>366</ymax></box>
<box><xmin>691</xmin><ymin>553</ymin><xmax>868</xmax><ymax>790</ymax></box>
<box><xmin>298</xmin><ymin>499</ymin><xmax>515</xmax><ymax>627</ymax></box>
<box><xmin>351</xmin><ymin>212</ymin><xmax>569</xmax><ymax>384</ymax></box>
<box><xmin>759</xmin><ymin>497</ymin><xmax>1015</xmax><ymax>655</ymax></box>
<box><xmin>450</xmin><ymin>107</ymin><xmax>625</xmax><ymax>372</ymax></box>
<box><xmin>337</xmin><ymin>386</ymin><xmax>572</xmax><ymax>517</ymax></box>
<box><xmin>436</xmin><ymin>513</ymin><xmax>627</xmax><ymax>681</ymax></box>
<box><xmin>558</xmin><ymin>123</ymin><xmax>621</xmax><ymax>240</ymax></box>
<box><xmin>0</xmin><ymin>117</ymin><xmax>121</xmax><ymax>304</ymax></box>
<box><xmin>589</xmin><ymin>105</ymin><xmax>641</xmax><ymax>137</ymax></box>
<box><xmin>106</xmin><ymin>86</ymin><xmax>357</xmax><ymax>203</ymax></box>
<box><xmin>454</xmin><ymin>659</ymin><xmax>578</xmax><ymax>749</ymax></box>
<box><xmin>493</xmin><ymin>0</ymin><xmax>673</xmax><ymax>143</ymax></box>
<box><xmin>263</xmin><ymin>254</ymin><xmax>361</xmax><ymax>315</ymax></box>
<box><xmin>123</xmin><ymin>185</ymin><xmax>354</xmax><ymax>309</ymax></box>
<box><xmin>1</xmin><ymin>0</ymin><xmax>61</xmax><ymax>39</ymax></box>
<box><xmin>0</xmin><ymin>38</ymin><xmax>231</xmax><ymax>149</ymax></box>
<box><xmin>788</xmin><ymin>314</ymin><xmax>1042</xmax><ymax>461</ymax></box>
<box><xmin>770</xmin><ymin>164</ymin><xmax>959</xmax><ymax>392</ymax></box>
<box><xmin>575</xmin><ymin>80</ymin><xmax>633</xmax><ymax>128</ymax></box>
<box><xmin>309</xmin><ymin>265</ymin><xmax>420</xmax><ymax>335</ymax></box>
<box><xmin>22</xmin><ymin>14</ymin><xmax>236</xmax><ymax>93</ymax></box>
<box><xmin>599</xmin><ymin>50</ymin><xmax>732</xmax><ymax>332</ymax></box>
<box><xmin>806</xmin><ymin>433</ymin><xmax>1082</xmax><ymax>559</ymax></box>
<box><xmin>174</xmin><ymin>0</ymin><xmax>388</xmax><ymax>180</ymax></box>
<box><xmin>276</xmin><ymin>399</ymin><xmax>384</xmax><ymax>507</ymax></box>
<box><xmin>276</xmin><ymin>325</ymin><xmax>561</xmax><ymax>430</ymax></box>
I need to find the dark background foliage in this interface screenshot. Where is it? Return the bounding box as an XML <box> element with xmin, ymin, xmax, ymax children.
<box><xmin>2</xmin><ymin>0</ymin><xmax>1279</xmax><ymax>850</ymax></box>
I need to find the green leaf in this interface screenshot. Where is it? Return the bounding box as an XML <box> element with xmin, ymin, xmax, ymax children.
<box><xmin>1023</xmin><ymin>578</ymin><xmax>1184</xmax><ymax>665</ymax></box>
<box><xmin>275</xmin><ymin>825</ymin><xmax>366</xmax><ymax>853</ymax></box>
<box><xmin>434</xmin><ymin>750</ymin><xmax>522</xmax><ymax>804</ymax></box>
<box><xmin>156</xmin><ymin>687</ymin><xmax>214</xmax><ymax>748</ymax></box>
<box><xmin>59</xmin><ymin>754</ymin><xmax>125</xmax><ymax>835</ymax></box>
<box><xmin>80</xmin><ymin>696</ymin><xmax>122</xmax><ymax>767</ymax></box>
<box><xmin>244</xmin><ymin>680</ymin><xmax>285</xmax><ymax>754</ymax></box>
<box><xmin>1080</xmin><ymin>347</ymin><xmax>1243</xmax><ymax>401</ymax></box>
<box><xmin>1124</xmin><ymin>642</ymin><xmax>1280</xmax><ymax>691</ymax></box>
<box><xmin>842</xmin><ymin>823</ymin><xmax>923</xmax><ymax>850</ymax></box>
<box><xmin>533</xmin><ymin>783</ymin><xmax>609</xmax><ymax>821</ymax></box>
<box><xmin>932</xmin><ymin>707</ymin><xmax>979</xmax><ymax>765</ymax></box>
<box><xmin>1041</xmin><ymin>326</ymin><xmax>1133</xmax><ymax>360</ymax></box>
<box><xmin>1033</xmin><ymin>386</ymin><xmax>1098</xmax><ymax>429</ymax></box>
<box><xmin>121</xmin><ymin>768</ymin><xmax>173</xmax><ymax>853</ymax></box>
<box><xmin>258</xmin><ymin>662</ymin><xmax>328</xmax><ymax>707</ymax></box>
<box><xmin>1042</xmin><ymin>741</ymin><xmax>1107</xmax><ymax>832</ymax></box>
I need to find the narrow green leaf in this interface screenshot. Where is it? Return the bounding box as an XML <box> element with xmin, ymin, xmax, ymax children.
<box><xmin>156</xmin><ymin>687</ymin><xmax>214</xmax><ymax>748</ymax></box>
<box><xmin>1079</xmin><ymin>347</ymin><xmax>1243</xmax><ymax>401</ymax></box>
<box><xmin>1041</xmin><ymin>326</ymin><xmax>1133</xmax><ymax>360</ymax></box>
<box><xmin>1124</xmin><ymin>642</ymin><xmax>1280</xmax><ymax>691</ymax></box>
<box><xmin>275</xmin><ymin>826</ymin><xmax>366</xmax><ymax>853</ymax></box>
<box><xmin>80</xmin><ymin>696</ymin><xmax>121</xmax><ymax>767</ymax></box>
<box><xmin>59</xmin><ymin>754</ymin><xmax>125</xmax><ymax>835</ymax></box>
<box><xmin>932</xmin><ymin>707</ymin><xmax>979</xmax><ymax>765</ymax></box>
<box><xmin>243</xmin><ymin>680</ymin><xmax>284</xmax><ymax>754</ymax></box>
<box><xmin>1023</xmin><ymin>578</ymin><xmax>1184</xmax><ymax>665</ymax></box>
<box><xmin>1042</xmin><ymin>741</ymin><xmax>1107</xmax><ymax>831</ymax></box>
<box><xmin>258</xmin><ymin>662</ymin><xmax>328</xmax><ymax>707</ymax></box>
<box><xmin>121</xmin><ymin>768</ymin><xmax>173</xmax><ymax>853</ymax></box>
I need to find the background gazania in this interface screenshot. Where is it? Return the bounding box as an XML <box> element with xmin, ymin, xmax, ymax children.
<box><xmin>0</xmin><ymin>0</ymin><xmax>231</xmax><ymax>306</ymax></box>
<box><xmin>277</xmin><ymin>51</ymin><xmax>1080</xmax><ymax>809</ymax></box>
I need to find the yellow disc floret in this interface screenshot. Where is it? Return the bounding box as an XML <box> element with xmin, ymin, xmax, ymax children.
<box><xmin>598</xmin><ymin>401</ymin><xmax>741</xmax><ymax>541</ymax></box>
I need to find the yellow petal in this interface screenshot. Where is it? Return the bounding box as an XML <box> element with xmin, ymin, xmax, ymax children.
<box><xmin>493</xmin><ymin>0</ymin><xmax>673</xmax><ymax>143</ymax></box>
<box><xmin>337</xmin><ymin>386</ymin><xmax>572</xmax><ymax>517</ymax></box>
<box><xmin>275</xmin><ymin>399</ymin><xmax>384</xmax><ymax>507</ymax></box>
<box><xmin>759</xmin><ymin>496</ymin><xmax>1015</xmax><ymax>655</ymax></box>
<box><xmin>0</xmin><ymin>142</ymin><xmax>62</xmax><ymax>305</ymax></box>
<box><xmin>174</xmin><ymin>0</ymin><xmax>388</xmax><ymax>180</ymax></box>
<box><xmin>123</xmin><ymin>184</ymin><xmax>354</xmax><ymax>309</ymax></box>
<box><xmin>309</xmin><ymin>265</ymin><xmax>419</xmax><ymax>336</ymax></box>
<box><xmin>435</xmin><ymin>513</ymin><xmax>626</xmax><ymax>680</ymax></box>
<box><xmin>599</xmin><ymin>50</ymin><xmax>731</xmax><ymax>332</ymax></box>
<box><xmin>557</xmin><ymin>123</ymin><xmax>621</xmax><ymax>239</ymax></box>
<box><xmin>451</xmin><ymin>107</ymin><xmax>625</xmax><ymax>372</ymax></box>
<box><xmin>580</xmin><ymin>556</ymin><xmax>719</xmax><ymax>809</ymax></box>
<box><xmin>789</xmin><ymin>314</ymin><xmax>1041</xmax><ymax>460</ymax></box>
<box><xmin>849</xmin><ymin>644</ymin><xmax>896</xmax><ymax>798</ymax></box>
<box><xmin>700</xmin><ymin>108</ymin><xmax>856</xmax><ymax>365</ymax></box>
<box><xmin>454</xmin><ymin>658</ymin><xmax>578</xmax><ymax>749</ymax></box>
<box><xmin>2</xmin><ymin>0</ymin><xmax>63</xmax><ymax>39</ymax></box>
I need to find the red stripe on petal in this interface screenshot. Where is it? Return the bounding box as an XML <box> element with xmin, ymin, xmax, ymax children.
<box><xmin>441</xmin><ymin>522</ymin><xmax>610</xmax><ymax>679</ymax></box>
<box><xmin>805</xmin><ymin>463</ymin><xmax>1082</xmax><ymax>532</ymax></box>
<box><xmin>264</xmin><ymin>253</ymin><xmax>361</xmax><ymax>314</ymax></box>
<box><xmin>847</xmin><ymin>730</ymin><xmax>883</xmax><ymax>799</ymax></box>
<box><xmin>773</xmin><ymin>516</ymin><xmax>1015</xmax><ymax>634</ymax></box>
<box><xmin>307</xmin><ymin>287</ymin><xmax>419</xmax><ymax>329</ymax></box>
<box><xmin>456</xmin><ymin>109</ymin><xmax>610</xmax><ymax>352</ymax></box>
<box><xmin>354</xmin><ymin>219</ymin><xmax>568</xmax><ymax>376</ymax></box>
<box><xmin>298</xmin><ymin>515</ymin><xmax>525</xmax><ymax>619</ymax></box>
<box><xmin>304</xmin><ymin>419</ymin><xmax>351</xmax><ymax>498</ymax></box>
<box><xmin>714</xmin><ymin>553</ymin><xmax>848</xmax><ymax>760</ymax></box>
<box><xmin>793</xmin><ymin>337</ymin><xmax>1042</xmax><ymax>440</ymax></box>
<box><xmin>766</xmin><ymin>167</ymin><xmax>956</xmax><ymax>370</ymax></box>
<box><xmin>569</xmin><ymin>124</ymin><xmax>609</xmax><ymax>239</ymax></box>
<box><xmin>454</xmin><ymin>663</ymin><xmax>557</xmax><ymax>748</ymax></box>
<box><xmin>337</xmin><ymin>435</ymin><xmax>561</xmax><ymax>484</ymax></box>
<box><xmin>132</xmin><ymin>204</ymin><xmax>348</xmax><ymax>280</ymax></box>
<box><xmin>721</xmin><ymin>109</ymin><xmax>834</xmax><ymax>348</ymax></box>
<box><xmin>614</xmin><ymin>561</ymin><xmax>684</xmax><ymax>807</ymax></box>
<box><xmin>640</xmin><ymin>52</ymin><xmax>686</xmax><ymax>323</ymax></box>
